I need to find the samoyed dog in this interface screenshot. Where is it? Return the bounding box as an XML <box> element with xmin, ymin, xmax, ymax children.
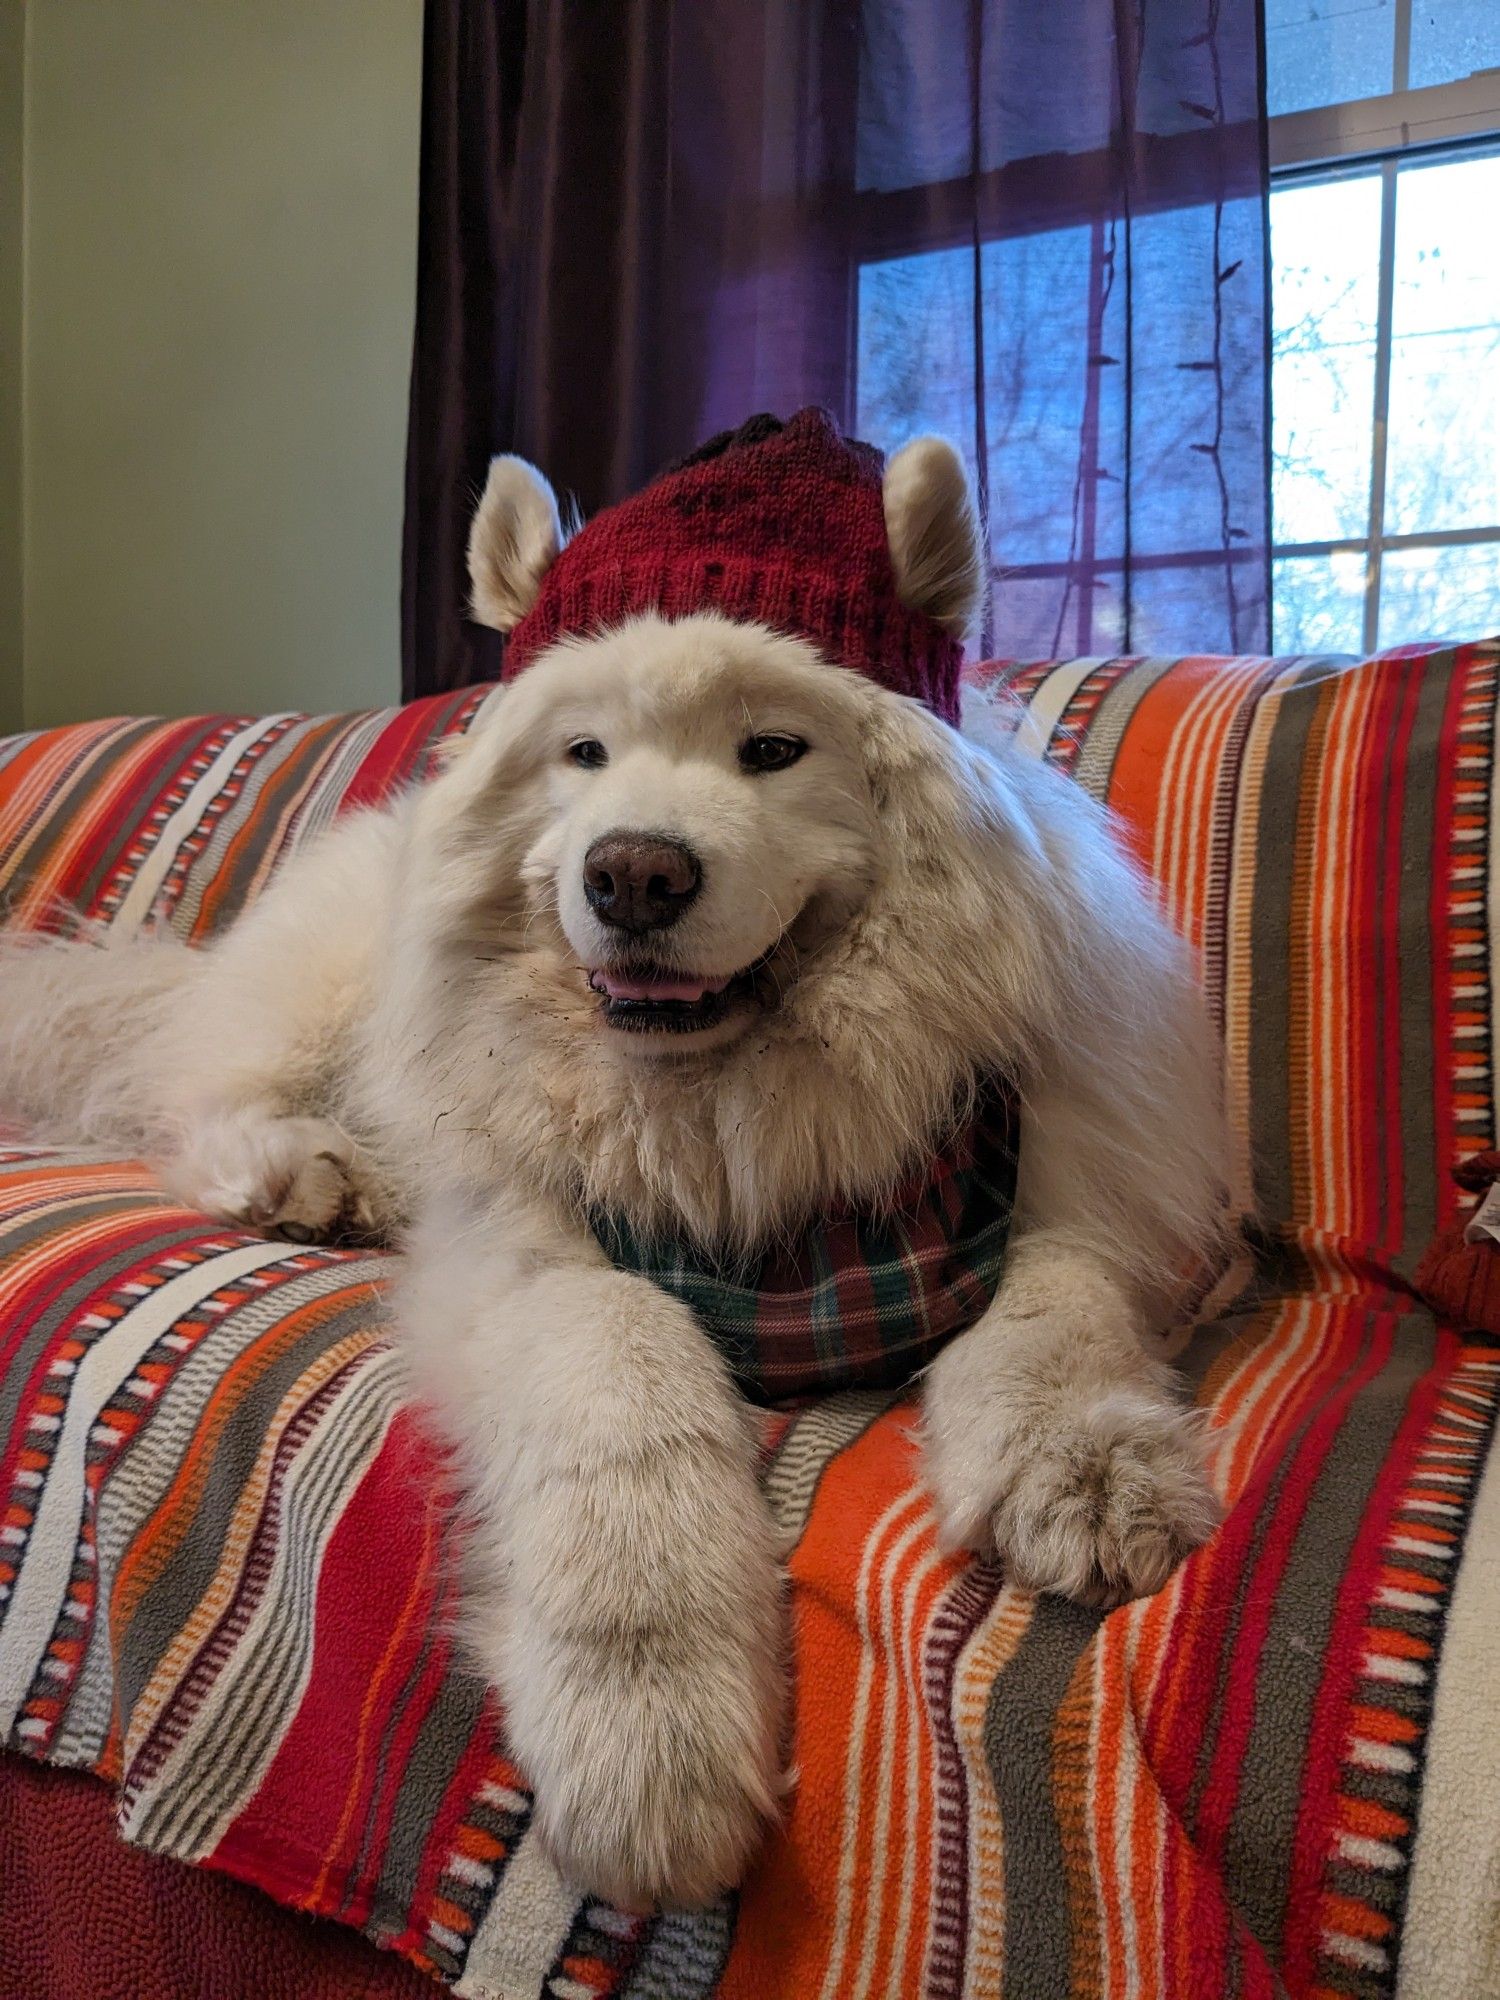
<box><xmin>0</xmin><ymin>417</ymin><xmax>1225</xmax><ymax>1907</ymax></box>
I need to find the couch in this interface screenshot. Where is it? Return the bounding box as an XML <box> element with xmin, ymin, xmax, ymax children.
<box><xmin>1</xmin><ymin>644</ymin><xmax>1496</xmax><ymax>2000</ymax></box>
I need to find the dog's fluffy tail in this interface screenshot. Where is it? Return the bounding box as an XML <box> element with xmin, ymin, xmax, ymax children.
<box><xmin>0</xmin><ymin>927</ymin><xmax>203</xmax><ymax>1150</ymax></box>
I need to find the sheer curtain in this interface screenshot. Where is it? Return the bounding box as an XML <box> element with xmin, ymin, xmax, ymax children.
<box><xmin>403</xmin><ymin>0</ymin><xmax>1269</xmax><ymax>698</ymax></box>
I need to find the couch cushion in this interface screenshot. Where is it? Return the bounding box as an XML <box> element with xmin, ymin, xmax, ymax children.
<box><xmin>0</xmin><ymin>689</ymin><xmax>488</xmax><ymax>941</ymax></box>
<box><xmin>3</xmin><ymin>658</ymin><xmax>1500</xmax><ymax>1995</ymax></box>
<box><xmin>0</xmin><ymin>1142</ymin><xmax>1496</xmax><ymax>1996</ymax></box>
<box><xmin>0</xmin><ymin>1755</ymin><xmax>437</xmax><ymax>2000</ymax></box>
<box><xmin>988</xmin><ymin>643</ymin><xmax>1500</xmax><ymax>1285</ymax></box>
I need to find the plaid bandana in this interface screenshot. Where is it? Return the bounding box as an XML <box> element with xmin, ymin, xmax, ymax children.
<box><xmin>591</xmin><ymin>1077</ymin><xmax>1020</xmax><ymax>1404</ymax></box>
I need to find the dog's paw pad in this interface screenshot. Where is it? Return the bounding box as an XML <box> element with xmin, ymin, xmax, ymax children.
<box><xmin>989</xmin><ymin>1393</ymin><xmax>1221</xmax><ymax>1608</ymax></box>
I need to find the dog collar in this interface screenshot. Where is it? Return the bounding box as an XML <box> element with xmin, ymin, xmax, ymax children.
<box><xmin>590</xmin><ymin>1076</ymin><xmax>1020</xmax><ymax>1404</ymax></box>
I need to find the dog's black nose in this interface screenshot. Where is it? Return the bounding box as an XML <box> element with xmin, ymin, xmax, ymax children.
<box><xmin>583</xmin><ymin>833</ymin><xmax>701</xmax><ymax>932</ymax></box>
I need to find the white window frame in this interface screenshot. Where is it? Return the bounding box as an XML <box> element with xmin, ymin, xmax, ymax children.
<box><xmin>1268</xmin><ymin>17</ymin><xmax>1500</xmax><ymax>652</ymax></box>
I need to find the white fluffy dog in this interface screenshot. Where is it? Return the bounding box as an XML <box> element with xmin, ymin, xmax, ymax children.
<box><xmin>0</xmin><ymin>426</ymin><xmax>1226</xmax><ymax>1908</ymax></box>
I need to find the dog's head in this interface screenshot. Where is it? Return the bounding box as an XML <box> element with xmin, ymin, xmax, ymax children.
<box><xmin>464</xmin><ymin>613</ymin><xmax>884</xmax><ymax>1048</ymax></box>
<box><xmin>393</xmin><ymin>439</ymin><xmax>1215</xmax><ymax>1260</ymax></box>
<box><xmin>436</xmin><ymin>438</ymin><xmax>998</xmax><ymax>1062</ymax></box>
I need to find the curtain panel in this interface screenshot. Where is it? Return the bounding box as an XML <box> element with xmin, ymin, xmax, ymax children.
<box><xmin>402</xmin><ymin>0</ymin><xmax>1269</xmax><ymax>698</ymax></box>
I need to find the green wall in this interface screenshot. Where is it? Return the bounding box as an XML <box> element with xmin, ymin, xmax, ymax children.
<box><xmin>0</xmin><ymin>1</ymin><xmax>21</xmax><ymax>735</ymax></box>
<box><xmin>19</xmin><ymin>1</ymin><xmax>422</xmax><ymax>728</ymax></box>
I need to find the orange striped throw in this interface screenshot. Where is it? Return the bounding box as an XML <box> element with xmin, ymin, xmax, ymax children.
<box><xmin>1</xmin><ymin>644</ymin><xmax>1497</xmax><ymax>1999</ymax></box>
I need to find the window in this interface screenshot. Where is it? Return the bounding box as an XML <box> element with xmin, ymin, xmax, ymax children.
<box><xmin>851</xmin><ymin>4</ymin><xmax>1500</xmax><ymax>658</ymax></box>
<box><xmin>852</xmin><ymin>159</ymin><xmax>1269</xmax><ymax>659</ymax></box>
<box><xmin>1268</xmin><ymin>2</ymin><xmax>1500</xmax><ymax>650</ymax></box>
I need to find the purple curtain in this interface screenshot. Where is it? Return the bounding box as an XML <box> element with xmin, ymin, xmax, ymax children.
<box><xmin>402</xmin><ymin>1</ymin><xmax>1270</xmax><ymax>699</ymax></box>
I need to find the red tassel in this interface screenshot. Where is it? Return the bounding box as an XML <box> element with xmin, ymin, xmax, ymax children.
<box><xmin>1415</xmin><ymin>1150</ymin><xmax>1500</xmax><ymax>1333</ymax></box>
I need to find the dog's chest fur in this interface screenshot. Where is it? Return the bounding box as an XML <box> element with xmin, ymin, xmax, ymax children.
<box><xmin>365</xmin><ymin>937</ymin><xmax>988</xmax><ymax>1255</ymax></box>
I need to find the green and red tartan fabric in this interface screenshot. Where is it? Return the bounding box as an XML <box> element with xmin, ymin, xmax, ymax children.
<box><xmin>591</xmin><ymin>1075</ymin><xmax>1021</xmax><ymax>1401</ymax></box>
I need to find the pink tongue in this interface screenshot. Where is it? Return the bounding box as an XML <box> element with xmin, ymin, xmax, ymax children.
<box><xmin>595</xmin><ymin>971</ymin><xmax>730</xmax><ymax>1003</ymax></box>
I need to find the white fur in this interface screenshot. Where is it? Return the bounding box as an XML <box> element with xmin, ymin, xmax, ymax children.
<box><xmin>399</xmin><ymin>1191</ymin><xmax>784</xmax><ymax>1907</ymax></box>
<box><xmin>883</xmin><ymin>435</ymin><xmax>987</xmax><ymax>639</ymax></box>
<box><xmin>0</xmin><ymin>596</ymin><xmax>1228</xmax><ymax>1904</ymax></box>
<box><xmin>467</xmin><ymin>455</ymin><xmax>567</xmax><ymax>632</ymax></box>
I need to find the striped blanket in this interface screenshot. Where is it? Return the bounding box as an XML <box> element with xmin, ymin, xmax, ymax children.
<box><xmin>2</xmin><ymin>649</ymin><xmax>1498</xmax><ymax>1999</ymax></box>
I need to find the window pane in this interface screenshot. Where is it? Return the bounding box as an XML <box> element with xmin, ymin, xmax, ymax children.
<box><xmin>1409</xmin><ymin>0</ymin><xmax>1500</xmax><ymax>90</ymax></box>
<box><xmin>977</xmin><ymin>228</ymin><xmax>1112</xmax><ymax>570</ymax></box>
<box><xmin>1384</xmin><ymin>153</ymin><xmax>1500</xmax><ymax>536</ymax></box>
<box><xmin>857</xmin><ymin>228</ymin><xmax>1111</xmax><ymax>573</ymax></box>
<box><xmin>1129</xmin><ymin>195</ymin><xmax>1267</xmax><ymax>561</ymax></box>
<box><xmin>1378</xmin><ymin>542</ymin><xmax>1500</xmax><ymax>646</ymax></box>
<box><xmin>1271</xmin><ymin>173</ymin><xmax>1383</xmax><ymax>544</ymax></box>
<box><xmin>1272</xmin><ymin>550</ymin><xmax>1369</xmax><ymax>654</ymax></box>
<box><xmin>1264</xmin><ymin>0</ymin><xmax>1395</xmax><ymax>118</ymax></box>
<box><xmin>993</xmin><ymin>569</ymin><xmax>1126</xmax><ymax>661</ymax></box>
<box><xmin>856</xmin><ymin>246</ymin><xmax>975</xmax><ymax>455</ymax></box>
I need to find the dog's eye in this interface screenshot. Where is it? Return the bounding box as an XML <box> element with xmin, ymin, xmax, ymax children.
<box><xmin>738</xmin><ymin>734</ymin><xmax>808</xmax><ymax>774</ymax></box>
<box><xmin>567</xmin><ymin>738</ymin><xmax>608</xmax><ymax>769</ymax></box>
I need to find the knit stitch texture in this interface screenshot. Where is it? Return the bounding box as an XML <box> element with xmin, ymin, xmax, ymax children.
<box><xmin>503</xmin><ymin>407</ymin><xmax>966</xmax><ymax>722</ymax></box>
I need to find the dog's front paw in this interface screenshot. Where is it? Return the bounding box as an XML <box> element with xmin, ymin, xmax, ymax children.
<box><xmin>927</xmin><ymin>1387</ymin><xmax>1220</xmax><ymax>1609</ymax></box>
<box><xmin>166</xmin><ymin>1111</ymin><xmax>385</xmax><ymax>1244</ymax></box>
<box><xmin>515</xmin><ymin>1629</ymin><xmax>782</xmax><ymax>1910</ymax></box>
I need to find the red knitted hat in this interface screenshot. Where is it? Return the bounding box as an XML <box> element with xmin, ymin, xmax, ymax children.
<box><xmin>502</xmin><ymin>407</ymin><xmax>964</xmax><ymax>724</ymax></box>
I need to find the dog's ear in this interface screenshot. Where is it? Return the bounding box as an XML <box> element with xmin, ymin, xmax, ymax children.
<box><xmin>467</xmin><ymin>456</ymin><xmax>567</xmax><ymax>632</ymax></box>
<box><xmin>882</xmin><ymin>437</ymin><xmax>986</xmax><ymax>641</ymax></box>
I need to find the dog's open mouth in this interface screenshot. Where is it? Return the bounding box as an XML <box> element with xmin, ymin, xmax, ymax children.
<box><xmin>586</xmin><ymin>959</ymin><xmax>767</xmax><ymax>1034</ymax></box>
